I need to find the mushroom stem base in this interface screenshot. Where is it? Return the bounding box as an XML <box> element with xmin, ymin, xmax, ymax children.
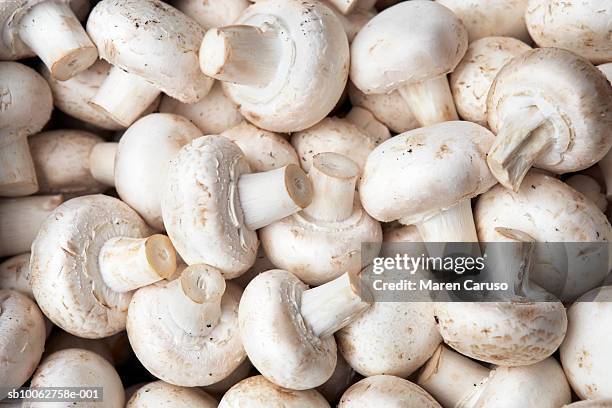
<box><xmin>398</xmin><ymin>75</ymin><xmax>458</xmax><ymax>126</ymax></box>
<box><xmin>0</xmin><ymin>135</ymin><xmax>38</xmax><ymax>197</ymax></box>
<box><xmin>89</xmin><ymin>142</ymin><xmax>118</xmax><ymax>187</ymax></box>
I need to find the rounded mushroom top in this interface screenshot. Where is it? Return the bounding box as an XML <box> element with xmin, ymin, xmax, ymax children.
<box><xmin>173</xmin><ymin>0</ymin><xmax>249</xmax><ymax>29</ymax></box>
<box><xmin>564</xmin><ymin>401</ymin><xmax>612</xmax><ymax>408</ymax></box>
<box><xmin>0</xmin><ymin>61</ymin><xmax>52</xmax><ymax>141</ymax></box>
<box><xmin>127</xmin><ymin>381</ymin><xmax>217</xmax><ymax>408</ymax></box>
<box><xmin>86</xmin><ymin>0</ymin><xmax>213</xmax><ymax>103</ymax></box>
<box><xmin>525</xmin><ymin>0</ymin><xmax>612</xmax><ymax>64</ymax></box>
<box><xmin>0</xmin><ymin>253</ymin><xmax>33</xmax><ymax>298</ymax></box>
<box><xmin>219</xmin><ymin>375</ymin><xmax>330</xmax><ymax>408</ymax></box>
<box><xmin>350</xmin><ymin>0</ymin><xmax>467</xmax><ymax>94</ymax></box>
<box><xmin>359</xmin><ymin>121</ymin><xmax>496</xmax><ymax>223</ymax></box>
<box><xmin>30</xmin><ymin>194</ymin><xmax>153</xmax><ymax>338</ymax></box>
<box><xmin>339</xmin><ymin>375</ymin><xmax>442</xmax><ymax>408</ymax></box>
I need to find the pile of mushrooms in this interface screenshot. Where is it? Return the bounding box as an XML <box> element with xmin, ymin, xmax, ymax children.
<box><xmin>0</xmin><ymin>0</ymin><xmax>611</xmax><ymax>405</ymax></box>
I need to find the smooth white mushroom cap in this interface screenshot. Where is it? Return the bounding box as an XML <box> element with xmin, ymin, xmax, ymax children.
<box><xmin>127</xmin><ymin>381</ymin><xmax>217</xmax><ymax>407</ymax></box>
<box><xmin>202</xmin><ymin>358</ymin><xmax>253</xmax><ymax>396</ymax></box>
<box><xmin>339</xmin><ymin>375</ymin><xmax>442</xmax><ymax>408</ymax></box>
<box><xmin>173</xmin><ymin>0</ymin><xmax>249</xmax><ymax>29</ymax></box>
<box><xmin>561</xmin><ymin>285</ymin><xmax>612</xmax><ymax>400</ymax></box>
<box><xmin>86</xmin><ymin>0</ymin><xmax>213</xmax><ymax>103</ymax></box>
<box><xmin>115</xmin><ymin>113</ymin><xmax>202</xmax><ymax>231</ymax></box>
<box><xmin>359</xmin><ymin>121</ymin><xmax>496</xmax><ymax>223</ymax></box>
<box><xmin>566</xmin><ymin>174</ymin><xmax>608</xmax><ymax>213</ymax></box>
<box><xmin>350</xmin><ymin>1</ymin><xmax>467</xmax><ymax>94</ymax></box>
<box><xmin>526</xmin><ymin>0</ymin><xmax>612</xmax><ymax>64</ymax></box>
<box><xmin>450</xmin><ymin>36</ymin><xmax>532</xmax><ymax>125</ymax></box>
<box><xmin>0</xmin><ymin>253</ymin><xmax>32</xmax><ymax>298</ymax></box>
<box><xmin>30</xmin><ymin>195</ymin><xmax>154</xmax><ymax>338</ymax></box>
<box><xmin>219</xmin><ymin>375</ymin><xmax>330</xmax><ymax>408</ymax></box>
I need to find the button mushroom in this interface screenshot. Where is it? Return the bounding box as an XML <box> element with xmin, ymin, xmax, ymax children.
<box><xmin>172</xmin><ymin>0</ymin><xmax>248</xmax><ymax>29</ymax></box>
<box><xmin>199</xmin><ymin>0</ymin><xmax>349</xmax><ymax>132</ymax></box>
<box><xmin>239</xmin><ymin>270</ymin><xmax>371</xmax><ymax>389</ymax></box>
<box><xmin>0</xmin><ymin>253</ymin><xmax>32</xmax><ymax>297</ymax></box>
<box><xmin>350</xmin><ymin>1</ymin><xmax>468</xmax><ymax>127</ymax></box>
<box><xmin>161</xmin><ymin>135</ymin><xmax>312</xmax><ymax>278</ymax></box>
<box><xmin>338</xmin><ymin>375</ymin><xmax>442</xmax><ymax>408</ymax></box>
<box><xmin>127</xmin><ymin>381</ymin><xmax>217</xmax><ymax>407</ymax></box>
<box><xmin>86</xmin><ymin>0</ymin><xmax>213</xmax><ymax>127</ymax></box>
<box><xmin>30</xmin><ymin>194</ymin><xmax>177</xmax><ymax>338</ymax></box>
<box><xmin>486</xmin><ymin>48</ymin><xmax>612</xmax><ymax>191</ymax></box>
<box><xmin>566</xmin><ymin>174</ymin><xmax>608</xmax><ymax>213</ymax></box>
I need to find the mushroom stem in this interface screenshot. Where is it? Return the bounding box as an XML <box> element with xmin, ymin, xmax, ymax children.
<box><xmin>414</xmin><ymin>199</ymin><xmax>479</xmax><ymax>243</ymax></box>
<box><xmin>487</xmin><ymin>106</ymin><xmax>549</xmax><ymax>191</ymax></box>
<box><xmin>345</xmin><ymin>106</ymin><xmax>390</xmax><ymax>145</ymax></box>
<box><xmin>397</xmin><ymin>75</ymin><xmax>458</xmax><ymax>126</ymax></box>
<box><xmin>99</xmin><ymin>235</ymin><xmax>177</xmax><ymax>293</ymax></box>
<box><xmin>90</xmin><ymin>66</ymin><xmax>161</xmax><ymax>127</ymax></box>
<box><xmin>18</xmin><ymin>1</ymin><xmax>97</xmax><ymax>81</ymax></box>
<box><xmin>300</xmin><ymin>272</ymin><xmax>371</xmax><ymax>338</ymax></box>
<box><xmin>0</xmin><ymin>134</ymin><xmax>38</xmax><ymax>197</ymax></box>
<box><xmin>200</xmin><ymin>25</ymin><xmax>282</xmax><ymax>87</ymax></box>
<box><xmin>238</xmin><ymin>164</ymin><xmax>312</xmax><ymax>230</ymax></box>
<box><xmin>166</xmin><ymin>264</ymin><xmax>226</xmax><ymax>337</ymax></box>
<box><xmin>302</xmin><ymin>153</ymin><xmax>359</xmax><ymax>222</ymax></box>
<box><xmin>598</xmin><ymin>149</ymin><xmax>612</xmax><ymax>200</ymax></box>
<box><xmin>89</xmin><ymin>142</ymin><xmax>117</xmax><ymax>187</ymax></box>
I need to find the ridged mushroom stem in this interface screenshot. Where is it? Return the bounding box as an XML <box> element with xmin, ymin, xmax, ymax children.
<box><xmin>18</xmin><ymin>1</ymin><xmax>97</xmax><ymax>80</ymax></box>
<box><xmin>300</xmin><ymin>272</ymin><xmax>371</xmax><ymax>339</ymax></box>
<box><xmin>166</xmin><ymin>264</ymin><xmax>226</xmax><ymax>337</ymax></box>
<box><xmin>598</xmin><ymin>149</ymin><xmax>612</xmax><ymax>200</ymax></box>
<box><xmin>302</xmin><ymin>153</ymin><xmax>359</xmax><ymax>223</ymax></box>
<box><xmin>345</xmin><ymin>106</ymin><xmax>390</xmax><ymax>145</ymax></box>
<box><xmin>397</xmin><ymin>75</ymin><xmax>458</xmax><ymax>126</ymax></box>
<box><xmin>487</xmin><ymin>106</ymin><xmax>549</xmax><ymax>191</ymax></box>
<box><xmin>238</xmin><ymin>164</ymin><xmax>312</xmax><ymax>230</ymax></box>
<box><xmin>90</xmin><ymin>66</ymin><xmax>161</xmax><ymax>127</ymax></box>
<box><xmin>89</xmin><ymin>142</ymin><xmax>117</xmax><ymax>187</ymax></box>
<box><xmin>199</xmin><ymin>25</ymin><xmax>282</xmax><ymax>87</ymax></box>
<box><xmin>0</xmin><ymin>134</ymin><xmax>38</xmax><ymax>197</ymax></box>
<box><xmin>414</xmin><ymin>199</ymin><xmax>479</xmax><ymax>243</ymax></box>
<box><xmin>99</xmin><ymin>235</ymin><xmax>177</xmax><ymax>293</ymax></box>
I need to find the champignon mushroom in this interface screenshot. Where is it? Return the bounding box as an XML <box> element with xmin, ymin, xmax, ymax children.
<box><xmin>525</xmin><ymin>0</ymin><xmax>612</xmax><ymax>64</ymax></box>
<box><xmin>566</xmin><ymin>174</ymin><xmax>608</xmax><ymax>213</ymax></box>
<box><xmin>339</xmin><ymin>375</ymin><xmax>442</xmax><ymax>408</ymax></box>
<box><xmin>486</xmin><ymin>48</ymin><xmax>612</xmax><ymax>191</ymax></box>
<box><xmin>0</xmin><ymin>253</ymin><xmax>32</xmax><ymax>297</ymax></box>
<box><xmin>172</xmin><ymin>0</ymin><xmax>248</xmax><ymax>28</ymax></box>
<box><xmin>0</xmin><ymin>62</ymin><xmax>53</xmax><ymax>197</ymax></box>
<box><xmin>219</xmin><ymin>375</ymin><xmax>330</xmax><ymax>408</ymax></box>
<box><xmin>0</xmin><ymin>0</ymin><xmax>97</xmax><ymax>80</ymax></box>
<box><xmin>474</xmin><ymin>171</ymin><xmax>611</xmax><ymax>301</ymax></box>
<box><xmin>89</xmin><ymin>142</ymin><xmax>117</xmax><ymax>188</ymax></box>
<box><xmin>162</xmin><ymin>135</ymin><xmax>312</xmax><ymax>278</ymax></box>
<box><xmin>199</xmin><ymin>0</ymin><xmax>349</xmax><ymax>132</ymax></box>
<box><xmin>86</xmin><ymin>0</ymin><xmax>213</xmax><ymax>127</ymax></box>
<box><xmin>260</xmin><ymin>152</ymin><xmax>382</xmax><ymax>285</ymax></box>
<box><xmin>325</xmin><ymin>3</ymin><xmax>375</xmax><ymax>43</ymax></box>
<box><xmin>24</xmin><ymin>349</ymin><xmax>124</xmax><ymax>408</ymax></box>
<box><xmin>30</xmin><ymin>195</ymin><xmax>177</xmax><ymax>338</ymax></box>
<box><xmin>350</xmin><ymin>1</ymin><xmax>468</xmax><ymax>127</ymax></box>
<box><xmin>450</xmin><ymin>36</ymin><xmax>532</xmax><ymax>126</ymax></box>
<box><xmin>127</xmin><ymin>381</ymin><xmax>217</xmax><ymax>408</ymax></box>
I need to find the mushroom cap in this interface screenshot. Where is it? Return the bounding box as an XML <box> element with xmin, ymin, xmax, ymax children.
<box><xmin>44</xmin><ymin>329</ymin><xmax>116</xmax><ymax>365</ymax></box>
<box><xmin>450</xmin><ymin>36</ymin><xmax>532</xmax><ymax>125</ymax></box>
<box><xmin>337</xmin><ymin>302</ymin><xmax>440</xmax><ymax>377</ymax></box>
<box><xmin>29</xmin><ymin>129</ymin><xmax>107</xmax><ymax>195</ymax></box>
<box><xmin>0</xmin><ymin>290</ymin><xmax>46</xmax><ymax>391</ymax></box>
<box><xmin>161</xmin><ymin>135</ymin><xmax>257</xmax><ymax>278</ymax></box>
<box><xmin>487</xmin><ymin>48</ymin><xmax>612</xmax><ymax>174</ymax></box>
<box><xmin>30</xmin><ymin>194</ymin><xmax>153</xmax><ymax>338</ymax></box>
<box><xmin>436</xmin><ymin>0</ymin><xmax>530</xmax><ymax>42</ymax></box>
<box><xmin>115</xmin><ymin>113</ymin><xmax>202</xmax><ymax>231</ymax></box>
<box><xmin>86</xmin><ymin>0</ymin><xmax>213</xmax><ymax>103</ymax></box>
<box><xmin>159</xmin><ymin>81</ymin><xmax>243</xmax><ymax>135</ymax></box>
<box><xmin>127</xmin><ymin>280</ymin><xmax>245</xmax><ymax>387</ymax></box>
<box><xmin>202</xmin><ymin>358</ymin><xmax>253</xmax><ymax>395</ymax></box>
<box><xmin>25</xmin><ymin>348</ymin><xmax>124</xmax><ymax>408</ymax></box>
<box><xmin>219</xmin><ymin>375</ymin><xmax>330</xmax><ymax>408</ymax></box>
<box><xmin>221</xmin><ymin>0</ymin><xmax>349</xmax><ymax>132</ymax></box>
<box><xmin>525</xmin><ymin>0</ymin><xmax>612</xmax><ymax>64</ymax></box>
<box><xmin>350</xmin><ymin>0</ymin><xmax>467</xmax><ymax>94</ymax></box>
<box><xmin>338</xmin><ymin>375</ymin><xmax>442</xmax><ymax>408</ymax></box>
<box><xmin>239</xmin><ymin>270</ymin><xmax>337</xmax><ymax>390</ymax></box>
<box><xmin>127</xmin><ymin>381</ymin><xmax>217</xmax><ymax>407</ymax></box>
<box><xmin>474</xmin><ymin>171</ymin><xmax>611</xmax><ymax>300</ymax></box>
<box><xmin>434</xmin><ymin>301</ymin><xmax>567</xmax><ymax>366</ymax></box>
<box><xmin>173</xmin><ymin>0</ymin><xmax>249</xmax><ymax>29</ymax></box>
<box><xmin>221</xmin><ymin>122</ymin><xmax>299</xmax><ymax>172</ymax></box>
<box><xmin>566</xmin><ymin>174</ymin><xmax>607</xmax><ymax>213</ymax></box>
<box><xmin>564</xmin><ymin>401</ymin><xmax>612</xmax><ymax>408</ymax></box>
<box><xmin>560</xmin><ymin>285</ymin><xmax>612</xmax><ymax>400</ymax></box>
<box><xmin>0</xmin><ymin>253</ymin><xmax>33</xmax><ymax>298</ymax></box>
<box><xmin>0</xmin><ymin>61</ymin><xmax>52</xmax><ymax>139</ymax></box>
<box><xmin>359</xmin><ymin>121</ymin><xmax>496</xmax><ymax>223</ymax></box>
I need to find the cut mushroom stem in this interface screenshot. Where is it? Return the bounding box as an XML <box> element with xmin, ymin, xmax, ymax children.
<box><xmin>89</xmin><ymin>142</ymin><xmax>117</xmax><ymax>187</ymax></box>
<box><xmin>0</xmin><ymin>134</ymin><xmax>38</xmax><ymax>196</ymax></box>
<box><xmin>90</xmin><ymin>66</ymin><xmax>161</xmax><ymax>127</ymax></box>
<box><xmin>301</xmin><ymin>271</ymin><xmax>371</xmax><ymax>338</ymax></box>
<box><xmin>238</xmin><ymin>164</ymin><xmax>312</xmax><ymax>230</ymax></box>
<box><xmin>166</xmin><ymin>264</ymin><xmax>226</xmax><ymax>337</ymax></box>
<box><xmin>413</xmin><ymin>199</ymin><xmax>479</xmax><ymax>243</ymax></box>
<box><xmin>487</xmin><ymin>106</ymin><xmax>550</xmax><ymax>191</ymax></box>
<box><xmin>99</xmin><ymin>235</ymin><xmax>177</xmax><ymax>293</ymax></box>
<box><xmin>200</xmin><ymin>25</ymin><xmax>282</xmax><ymax>87</ymax></box>
<box><xmin>397</xmin><ymin>75</ymin><xmax>458</xmax><ymax>126</ymax></box>
<box><xmin>17</xmin><ymin>1</ymin><xmax>97</xmax><ymax>80</ymax></box>
<box><xmin>302</xmin><ymin>153</ymin><xmax>359</xmax><ymax>223</ymax></box>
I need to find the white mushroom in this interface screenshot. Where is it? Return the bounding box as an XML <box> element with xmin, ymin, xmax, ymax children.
<box><xmin>127</xmin><ymin>381</ymin><xmax>217</xmax><ymax>407</ymax></box>
<box><xmin>0</xmin><ymin>253</ymin><xmax>32</xmax><ymax>298</ymax></box>
<box><xmin>89</xmin><ymin>142</ymin><xmax>118</xmax><ymax>187</ymax></box>
<box><xmin>326</xmin><ymin>3</ymin><xmax>376</xmax><ymax>43</ymax></box>
<box><xmin>172</xmin><ymin>0</ymin><xmax>249</xmax><ymax>29</ymax></box>
<box><xmin>566</xmin><ymin>174</ymin><xmax>608</xmax><ymax>213</ymax></box>
<box><xmin>339</xmin><ymin>375</ymin><xmax>442</xmax><ymax>408</ymax></box>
